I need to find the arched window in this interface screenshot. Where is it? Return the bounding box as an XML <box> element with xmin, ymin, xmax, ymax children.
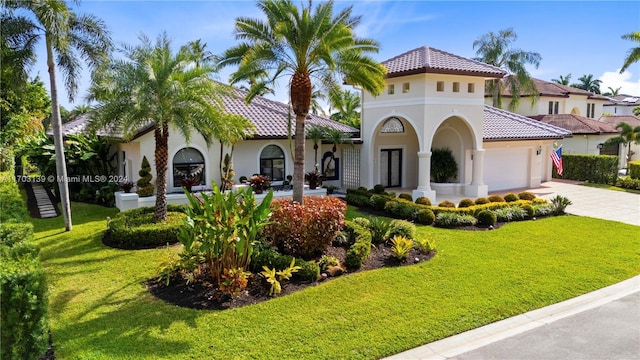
<box><xmin>381</xmin><ymin>117</ymin><xmax>404</xmax><ymax>133</ymax></box>
<box><xmin>173</xmin><ymin>147</ymin><xmax>205</xmax><ymax>187</ymax></box>
<box><xmin>260</xmin><ymin>145</ymin><xmax>285</xmax><ymax>181</ymax></box>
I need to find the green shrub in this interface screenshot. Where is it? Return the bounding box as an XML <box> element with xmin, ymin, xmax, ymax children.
<box><xmin>250</xmin><ymin>248</ymin><xmax>319</xmax><ymax>282</ymax></box>
<box><xmin>108</xmin><ymin>208</ymin><xmax>187</xmax><ymax>248</ymax></box>
<box><xmin>1</xmin><ymin>256</ymin><xmax>49</xmax><ymax>360</ymax></box>
<box><xmin>434</xmin><ymin>212</ymin><xmax>477</xmax><ymax>228</ymax></box>
<box><xmin>416</xmin><ymin>209</ymin><xmax>435</xmax><ymax>225</ymax></box>
<box><xmin>504</xmin><ymin>193</ymin><xmax>518</xmax><ymax>202</ymax></box>
<box><xmin>533</xmin><ymin>204</ymin><xmax>555</xmax><ymax>217</ymax></box>
<box><xmin>344</xmin><ymin>221</ymin><xmax>372</xmax><ymax>269</ymax></box>
<box><xmin>557</xmin><ymin>154</ymin><xmax>618</xmax><ymax>184</ymax></box>
<box><xmin>494</xmin><ymin>207</ymin><xmax>527</xmax><ymax>222</ymax></box>
<box><xmin>368</xmin><ymin>217</ymin><xmax>391</xmax><ymax>245</ymax></box>
<box><xmin>369</xmin><ymin>194</ymin><xmax>390</xmax><ymax>211</ymax></box>
<box><xmin>0</xmin><ymin>171</ymin><xmax>29</xmax><ymax>223</ymax></box>
<box><xmin>458</xmin><ymin>198</ymin><xmax>475</xmax><ymax>208</ymax></box>
<box><xmin>136</xmin><ymin>156</ymin><xmax>155</xmax><ymax>197</ymax></box>
<box><xmin>294</xmin><ymin>259</ymin><xmax>320</xmax><ymax>282</ymax></box>
<box><xmin>521</xmin><ymin>204</ymin><xmax>535</xmax><ymax>218</ymax></box>
<box><xmin>266</xmin><ymin>196</ymin><xmax>346</xmax><ymax>259</ymax></box>
<box><xmin>352</xmin><ymin>217</ymin><xmax>371</xmax><ymax>229</ymax></box>
<box><xmin>345</xmin><ymin>193</ymin><xmax>371</xmax><ymax>207</ymax></box>
<box><xmin>318</xmin><ymin>255</ymin><xmax>340</xmax><ymax>271</ymax></box>
<box><xmin>0</xmin><ymin>223</ymin><xmax>34</xmax><ymax>248</ymax></box>
<box><xmin>488</xmin><ymin>195</ymin><xmax>505</xmax><ymax>203</ymax></box>
<box><xmin>398</xmin><ymin>193</ymin><xmax>413</xmax><ymax>201</ymax></box>
<box><xmin>617</xmin><ymin>177</ymin><xmax>640</xmax><ymax>190</ymax></box>
<box><xmin>431</xmin><ymin>147</ymin><xmax>458</xmax><ymax>183</ymax></box>
<box><xmin>415</xmin><ymin>197</ymin><xmax>431</xmax><ymax>206</ymax></box>
<box><xmin>372</xmin><ymin>184</ymin><xmax>386</xmax><ymax>194</ymax></box>
<box><xmin>517</xmin><ymin>191</ymin><xmax>536</xmax><ymax>201</ymax></box>
<box><xmin>414</xmin><ymin>237</ymin><xmax>435</xmax><ymax>254</ymax></box>
<box><xmin>438</xmin><ymin>200</ymin><xmax>455</xmax><ymax>208</ymax></box>
<box><xmin>0</xmin><ymin>147</ymin><xmax>14</xmax><ymax>173</ymax></box>
<box><xmin>550</xmin><ymin>195</ymin><xmax>572</xmax><ymax>215</ymax></box>
<box><xmin>386</xmin><ymin>219</ymin><xmax>417</xmax><ymax>240</ymax></box>
<box><xmin>475</xmin><ymin>197</ymin><xmax>489</xmax><ymax>205</ymax></box>
<box><xmin>476</xmin><ymin>210</ymin><xmax>497</xmax><ymax>226</ymax></box>
<box><xmin>629</xmin><ymin>160</ymin><xmax>640</xmax><ymax>179</ymax></box>
<box><xmin>532</xmin><ymin>198</ymin><xmax>548</xmax><ymax>204</ymax></box>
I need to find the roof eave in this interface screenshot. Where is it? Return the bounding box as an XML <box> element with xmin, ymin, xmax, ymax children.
<box><xmin>387</xmin><ymin>67</ymin><xmax>505</xmax><ymax>79</ymax></box>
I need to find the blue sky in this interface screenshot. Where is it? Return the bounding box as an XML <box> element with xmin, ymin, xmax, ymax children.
<box><xmin>27</xmin><ymin>0</ymin><xmax>640</xmax><ymax>110</ymax></box>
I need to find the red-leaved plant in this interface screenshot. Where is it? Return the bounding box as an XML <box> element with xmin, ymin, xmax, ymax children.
<box><xmin>263</xmin><ymin>196</ymin><xmax>346</xmax><ymax>259</ymax></box>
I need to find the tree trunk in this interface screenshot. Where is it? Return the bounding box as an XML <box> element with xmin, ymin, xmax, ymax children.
<box><xmin>46</xmin><ymin>34</ymin><xmax>72</xmax><ymax>231</ymax></box>
<box><xmin>492</xmin><ymin>79</ymin><xmax>500</xmax><ymax>108</ymax></box>
<box><xmin>154</xmin><ymin>123</ymin><xmax>169</xmax><ymax>222</ymax></box>
<box><xmin>290</xmin><ymin>72</ymin><xmax>312</xmax><ymax>204</ymax></box>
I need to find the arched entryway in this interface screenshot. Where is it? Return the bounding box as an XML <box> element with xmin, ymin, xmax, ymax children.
<box><xmin>371</xmin><ymin>116</ymin><xmax>420</xmax><ymax>188</ymax></box>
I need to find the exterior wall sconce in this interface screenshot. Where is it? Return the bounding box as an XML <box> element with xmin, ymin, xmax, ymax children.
<box><xmin>597</xmin><ymin>143</ymin><xmax>604</xmax><ymax>150</ymax></box>
<box><xmin>536</xmin><ymin>146</ymin><xmax>542</xmax><ymax>156</ymax></box>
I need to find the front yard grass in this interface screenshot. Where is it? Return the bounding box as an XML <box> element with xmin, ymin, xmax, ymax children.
<box><xmin>579</xmin><ymin>181</ymin><xmax>640</xmax><ymax>194</ymax></box>
<box><xmin>32</xmin><ymin>203</ymin><xmax>640</xmax><ymax>359</ymax></box>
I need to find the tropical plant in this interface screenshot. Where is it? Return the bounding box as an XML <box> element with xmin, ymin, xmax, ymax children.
<box><xmin>261</xmin><ymin>258</ymin><xmax>301</xmax><ymax>296</ymax></box>
<box><xmin>603</xmin><ymin>86</ymin><xmax>621</xmax><ymax>96</ymax></box>
<box><xmin>304</xmin><ymin>171</ymin><xmax>324</xmax><ymax>190</ymax></box>
<box><xmin>431</xmin><ymin>147</ymin><xmax>458</xmax><ymax>183</ymax></box>
<box><xmin>620</xmin><ymin>31</ymin><xmax>640</xmax><ymax>74</ymax></box>
<box><xmin>473</xmin><ymin>27</ymin><xmax>541</xmax><ymax>110</ymax></box>
<box><xmin>118</xmin><ymin>181</ymin><xmax>134</xmax><ymax>193</ymax></box>
<box><xmin>571</xmin><ymin>74</ymin><xmax>602</xmax><ymax>94</ymax></box>
<box><xmin>390</xmin><ymin>235</ymin><xmax>413</xmax><ymax>261</ymax></box>
<box><xmin>306</xmin><ymin>125</ymin><xmax>326</xmax><ymax>167</ymax></box>
<box><xmin>218</xmin><ymin>0</ymin><xmax>386</xmax><ymax>203</ymax></box>
<box><xmin>247</xmin><ymin>175</ymin><xmax>271</xmax><ymax>194</ymax></box>
<box><xmin>179</xmin><ymin>183</ymin><xmax>273</xmax><ymax>287</ymax></box>
<box><xmin>550</xmin><ymin>195</ymin><xmax>572</xmax><ymax>216</ymax></box>
<box><xmin>2</xmin><ymin>0</ymin><xmax>114</xmax><ymax>231</ymax></box>
<box><xmin>414</xmin><ymin>237</ymin><xmax>435</xmax><ymax>254</ymax></box>
<box><xmin>219</xmin><ymin>268</ymin><xmax>251</xmax><ymax>296</ymax></box>
<box><xmin>604</xmin><ymin>122</ymin><xmax>640</xmax><ymax>173</ymax></box>
<box><xmin>551</xmin><ymin>73</ymin><xmax>571</xmax><ymax>86</ymax></box>
<box><xmin>329</xmin><ymin>87</ymin><xmax>361</xmax><ymax>128</ymax></box>
<box><xmin>89</xmin><ymin>32</ymin><xmax>249</xmax><ymax>222</ymax></box>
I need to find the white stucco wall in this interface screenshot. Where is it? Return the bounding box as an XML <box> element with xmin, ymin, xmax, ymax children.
<box><xmin>488</xmin><ymin>94</ymin><xmax>606</xmax><ymax>118</ymax></box>
<box><xmin>603</xmin><ymin>104</ymin><xmax>636</xmax><ymax>116</ymax></box>
<box><xmin>482</xmin><ymin>140</ymin><xmax>556</xmax><ymax>191</ymax></box>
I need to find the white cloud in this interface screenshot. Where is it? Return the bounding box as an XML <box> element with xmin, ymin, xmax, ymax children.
<box><xmin>599</xmin><ymin>70</ymin><xmax>640</xmax><ymax>96</ymax></box>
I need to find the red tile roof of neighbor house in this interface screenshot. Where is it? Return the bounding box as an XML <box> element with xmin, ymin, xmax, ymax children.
<box><xmin>599</xmin><ymin>115</ymin><xmax>640</xmax><ymax>128</ymax></box>
<box><xmin>483</xmin><ymin>105</ymin><xmax>571</xmax><ymax>141</ymax></box>
<box><xmin>497</xmin><ymin>77</ymin><xmax>609</xmax><ymax>100</ymax></box>
<box><xmin>382</xmin><ymin>46</ymin><xmax>506</xmax><ymax>79</ymax></box>
<box><xmin>603</xmin><ymin>95</ymin><xmax>640</xmax><ymax>106</ymax></box>
<box><xmin>529</xmin><ymin>114</ymin><xmax>618</xmax><ymax>135</ymax></box>
<box><xmin>57</xmin><ymin>88</ymin><xmax>359</xmax><ymax>140</ymax></box>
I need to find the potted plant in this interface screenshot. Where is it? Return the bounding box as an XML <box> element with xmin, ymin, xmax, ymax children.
<box><xmin>180</xmin><ymin>177</ymin><xmax>200</xmax><ymax>193</ymax></box>
<box><xmin>323</xmin><ymin>185</ymin><xmax>337</xmax><ymax>195</ymax></box>
<box><xmin>118</xmin><ymin>181</ymin><xmax>135</xmax><ymax>193</ymax></box>
<box><xmin>430</xmin><ymin>147</ymin><xmax>458</xmax><ymax>183</ymax></box>
<box><xmin>248</xmin><ymin>175</ymin><xmax>271</xmax><ymax>194</ymax></box>
<box><xmin>305</xmin><ymin>171</ymin><xmax>324</xmax><ymax>190</ymax></box>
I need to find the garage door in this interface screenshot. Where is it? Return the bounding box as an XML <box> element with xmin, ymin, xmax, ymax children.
<box><xmin>484</xmin><ymin>148</ymin><xmax>529</xmax><ymax>191</ymax></box>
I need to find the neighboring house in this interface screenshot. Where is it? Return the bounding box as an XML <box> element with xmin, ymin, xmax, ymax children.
<box><xmin>599</xmin><ymin>115</ymin><xmax>640</xmax><ymax>165</ymax></box>
<box><xmin>60</xmin><ymin>88</ymin><xmax>359</xmax><ymax>193</ymax></box>
<box><xmin>359</xmin><ymin>46</ymin><xmax>570</xmax><ymax>200</ymax></box>
<box><xmin>487</xmin><ymin>77</ymin><xmax>609</xmax><ymax>119</ymax></box>
<box><xmin>603</xmin><ymin>95</ymin><xmax>640</xmax><ymax>116</ymax></box>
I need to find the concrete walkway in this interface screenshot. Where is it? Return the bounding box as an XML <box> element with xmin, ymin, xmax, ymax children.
<box><xmin>385</xmin><ymin>180</ymin><xmax>640</xmax><ymax>359</ymax></box>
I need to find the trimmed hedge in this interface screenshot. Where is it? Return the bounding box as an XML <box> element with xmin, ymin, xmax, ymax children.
<box><xmin>629</xmin><ymin>160</ymin><xmax>640</xmax><ymax>180</ymax></box>
<box><xmin>107</xmin><ymin>206</ymin><xmax>188</xmax><ymax>248</ymax></box>
<box><xmin>0</xmin><ymin>172</ymin><xmax>49</xmax><ymax>360</ymax></box>
<box><xmin>617</xmin><ymin>177</ymin><xmax>640</xmax><ymax>190</ymax></box>
<box><xmin>555</xmin><ymin>154</ymin><xmax>618</xmax><ymax>184</ymax></box>
<box><xmin>250</xmin><ymin>248</ymin><xmax>320</xmax><ymax>282</ymax></box>
<box><xmin>434</xmin><ymin>212</ymin><xmax>477</xmax><ymax>228</ymax></box>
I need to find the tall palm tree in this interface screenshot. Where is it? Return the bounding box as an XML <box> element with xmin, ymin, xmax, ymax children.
<box><xmin>329</xmin><ymin>87</ymin><xmax>361</xmax><ymax>128</ymax></box>
<box><xmin>604</xmin><ymin>122</ymin><xmax>640</xmax><ymax>174</ymax></box>
<box><xmin>306</xmin><ymin>125</ymin><xmax>326</xmax><ymax>167</ymax></box>
<box><xmin>551</xmin><ymin>73</ymin><xmax>571</xmax><ymax>85</ymax></box>
<box><xmin>620</xmin><ymin>31</ymin><xmax>640</xmax><ymax>74</ymax></box>
<box><xmin>473</xmin><ymin>28</ymin><xmax>541</xmax><ymax>111</ymax></box>
<box><xmin>218</xmin><ymin>0</ymin><xmax>386</xmax><ymax>203</ymax></box>
<box><xmin>603</xmin><ymin>86</ymin><xmax>621</xmax><ymax>96</ymax></box>
<box><xmin>2</xmin><ymin>0</ymin><xmax>113</xmax><ymax>231</ymax></box>
<box><xmin>571</xmin><ymin>74</ymin><xmax>602</xmax><ymax>94</ymax></box>
<box><xmin>89</xmin><ymin>32</ymin><xmax>250</xmax><ymax>222</ymax></box>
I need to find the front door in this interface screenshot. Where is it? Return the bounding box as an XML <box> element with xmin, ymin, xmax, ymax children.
<box><xmin>380</xmin><ymin>149</ymin><xmax>402</xmax><ymax>188</ymax></box>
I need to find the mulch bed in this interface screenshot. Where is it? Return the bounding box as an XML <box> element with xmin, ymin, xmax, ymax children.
<box><xmin>101</xmin><ymin>231</ymin><xmax>180</xmax><ymax>250</ymax></box>
<box><xmin>147</xmin><ymin>244</ymin><xmax>436</xmax><ymax>311</ymax></box>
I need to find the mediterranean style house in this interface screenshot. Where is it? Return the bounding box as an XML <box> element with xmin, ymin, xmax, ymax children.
<box><xmin>62</xmin><ymin>45</ymin><xmax>581</xmax><ymax>209</ymax></box>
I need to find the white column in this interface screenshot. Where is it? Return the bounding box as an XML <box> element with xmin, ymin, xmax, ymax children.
<box><xmin>471</xmin><ymin>149</ymin><xmax>485</xmax><ymax>185</ymax></box>
<box><xmin>413</xmin><ymin>151</ymin><xmax>436</xmax><ymax>201</ymax></box>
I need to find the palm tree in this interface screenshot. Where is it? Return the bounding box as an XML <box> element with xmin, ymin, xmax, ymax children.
<box><xmin>306</xmin><ymin>125</ymin><xmax>326</xmax><ymax>167</ymax></box>
<box><xmin>218</xmin><ymin>0</ymin><xmax>386</xmax><ymax>203</ymax></box>
<box><xmin>604</xmin><ymin>122</ymin><xmax>640</xmax><ymax>174</ymax></box>
<box><xmin>310</xmin><ymin>88</ymin><xmax>327</xmax><ymax>116</ymax></box>
<box><xmin>329</xmin><ymin>87</ymin><xmax>361</xmax><ymax>128</ymax></box>
<box><xmin>571</xmin><ymin>74</ymin><xmax>602</xmax><ymax>94</ymax></box>
<box><xmin>620</xmin><ymin>31</ymin><xmax>640</xmax><ymax>74</ymax></box>
<box><xmin>182</xmin><ymin>39</ymin><xmax>215</xmax><ymax>68</ymax></box>
<box><xmin>473</xmin><ymin>28</ymin><xmax>541</xmax><ymax>110</ymax></box>
<box><xmin>603</xmin><ymin>86</ymin><xmax>621</xmax><ymax>96</ymax></box>
<box><xmin>89</xmin><ymin>32</ymin><xmax>250</xmax><ymax>222</ymax></box>
<box><xmin>551</xmin><ymin>73</ymin><xmax>571</xmax><ymax>85</ymax></box>
<box><xmin>3</xmin><ymin>0</ymin><xmax>113</xmax><ymax>231</ymax></box>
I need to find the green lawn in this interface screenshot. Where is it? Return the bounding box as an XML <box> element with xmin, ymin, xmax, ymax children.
<box><xmin>579</xmin><ymin>182</ymin><xmax>640</xmax><ymax>194</ymax></box>
<box><xmin>32</xmin><ymin>203</ymin><xmax>640</xmax><ymax>359</ymax></box>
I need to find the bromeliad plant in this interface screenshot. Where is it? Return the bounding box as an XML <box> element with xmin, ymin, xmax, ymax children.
<box><xmin>261</xmin><ymin>258</ymin><xmax>301</xmax><ymax>296</ymax></box>
<box><xmin>179</xmin><ymin>183</ymin><xmax>273</xmax><ymax>294</ymax></box>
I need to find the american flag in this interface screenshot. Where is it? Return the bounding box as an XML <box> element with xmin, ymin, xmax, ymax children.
<box><xmin>550</xmin><ymin>146</ymin><xmax>563</xmax><ymax>176</ymax></box>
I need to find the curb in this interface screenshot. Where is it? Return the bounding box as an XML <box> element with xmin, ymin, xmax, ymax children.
<box><xmin>384</xmin><ymin>275</ymin><xmax>640</xmax><ymax>360</ymax></box>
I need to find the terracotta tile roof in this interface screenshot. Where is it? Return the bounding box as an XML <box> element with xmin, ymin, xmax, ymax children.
<box><xmin>52</xmin><ymin>114</ymin><xmax>127</xmax><ymax>139</ymax></box>
<box><xmin>499</xmin><ymin>77</ymin><xmax>608</xmax><ymax>100</ymax></box>
<box><xmin>58</xmin><ymin>89</ymin><xmax>358</xmax><ymax>140</ymax></box>
<box><xmin>483</xmin><ymin>105</ymin><xmax>571</xmax><ymax>141</ymax></box>
<box><xmin>603</xmin><ymin>95</ymin><xmax>640</xmax><ymax>106</ymax></box>
<box><xmin>529</xmin><ymin>114</ymin><xmax>618</xmax><ymax>134</ymax></box>
<box><xmin>382</xmin><ymin>46</ymin><xmax>506</xmax><ymax>79</ymax></box>
<box><xmin>599</xmin><ymin>115</ymin><xmax>640</xmax><ymax>128</ymax></box>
